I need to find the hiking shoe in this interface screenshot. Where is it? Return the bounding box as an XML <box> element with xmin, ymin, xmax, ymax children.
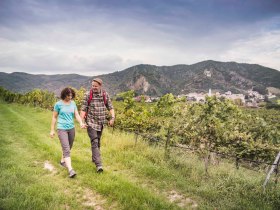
<box><xmin>96</xmin><ymin>166</ymin><xmax>103</xmax><ymax>173</ymax></box>
<box><xmin>60</xmin><ymin>161</ymin><xmax>67</xmax><ymax>168</ymax></box>
<box><xmin>69</xmin><ymin>169</ymin><xmax>76</xmax><ymax>178</ymax></box>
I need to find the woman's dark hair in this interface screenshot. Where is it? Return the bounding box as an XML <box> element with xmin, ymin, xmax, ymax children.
<box><xmin>60</xmin><ymin>87</ymin><xmax>76</xmax><ymax>100</ymax></box>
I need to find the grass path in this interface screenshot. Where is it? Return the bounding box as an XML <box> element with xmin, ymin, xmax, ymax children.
<box><xmin>1</xmin><ymin>101</ymin><xmax>280</xmax><ymax>209</ymax></box>
<box><xmin>0</xmin><ymin>102</ymin><xmax>179</xmax><ymax>210</ymax></box>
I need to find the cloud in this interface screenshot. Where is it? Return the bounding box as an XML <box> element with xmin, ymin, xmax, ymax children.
<box><xmin>220</xmin><ymin>18</ymin><xmax>280</xmax><ymax>70</ymax></box>
<box><xmin>0</xmin><ymin>21</ymin><xmax>144</xmax><ymax>75</ymax></box>
<box><xmin>0</xmin><ymin>0</ymin><xmax>280</xmax><ymax>75</ymax></box>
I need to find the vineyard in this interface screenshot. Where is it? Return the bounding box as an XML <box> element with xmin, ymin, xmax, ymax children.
<box><xmin>1</xmin><ymin>87</ymin><xmax>280</xmax><ymax>171</ymax></box>
<box><xmin>1</xmin><ymin>87</ymin><xmax>280</xmax><ymax>209</ymax></box>
<box><xmin>114</xmin><ymin>91</ymin><xmax>280</xmax><ymax>170</ymax></box>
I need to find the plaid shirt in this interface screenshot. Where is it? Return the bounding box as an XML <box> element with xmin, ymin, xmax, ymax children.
<box><xmin>81</xmin><ymin>90</ymin><xmax>113</xmax><ymax>131</ymax></box>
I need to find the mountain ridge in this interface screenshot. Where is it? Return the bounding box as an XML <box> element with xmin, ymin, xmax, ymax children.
<box><xmin>1</xmin><ymin>60</ymin><xmax>280</xmax><ymax>96</ymax></box>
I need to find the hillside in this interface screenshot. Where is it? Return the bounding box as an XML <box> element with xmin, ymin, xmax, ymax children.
<box><xmin>1</xmin><ymin>60</ymin><xmax>280</xmax><ymax>96</ymax></box>
<box><xmin>0</xmin><ymin>72</ymin><xmax>90</xmax><ymax>95</ymax></box>
<box><xmin>93</xmin><ymin>60</ymin><xmax>280</xmax><ymax>96</ymax></box>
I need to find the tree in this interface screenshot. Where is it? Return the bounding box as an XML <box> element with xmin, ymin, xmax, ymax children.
<box><xmin>154</xmin><ymin>93</ymin><xmax>176</xmax><ymax>117</ymax></box>
<box><xmin>117</xmin><ymin>90</ymin><xmax>135</xmax><ymax>111</ymax></box>
<box><xmin>74</xmin><ymin>87</ymin><xmax>86</xmax><ymax>110</ymax></box>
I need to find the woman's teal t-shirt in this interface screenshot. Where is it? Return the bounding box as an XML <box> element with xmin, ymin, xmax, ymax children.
<box><xmin>54</xmin><ymin>100</ymin><xmax>77</xmax><ymax>130</ymax></box>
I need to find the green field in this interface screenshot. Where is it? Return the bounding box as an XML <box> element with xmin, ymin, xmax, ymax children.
<box><xmin>1</xmin><ymin>101</ymin><xmax>280</xmax><ymax>210</ymax></box>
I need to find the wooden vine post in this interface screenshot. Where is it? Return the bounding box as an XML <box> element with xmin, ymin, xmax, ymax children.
<box><xmin>164</xmin><ymin>129</ymin><xmax>171</xmax><ymax>159</ymax></box>
<box><xmin>263</xmin><ymin>152</ymin><xmax>280</xmax><ymax>191</ymax></box>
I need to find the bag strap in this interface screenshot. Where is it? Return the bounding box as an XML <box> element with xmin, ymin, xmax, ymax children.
<box><xmin>87</xmin><ymin>89</ymin><xmax>93</xmax><ymax>106</ymax></box>
<box><xmin>102</xmin><ymin>90</ymin><xmax>107</xmax><ymax>106</ymax></box>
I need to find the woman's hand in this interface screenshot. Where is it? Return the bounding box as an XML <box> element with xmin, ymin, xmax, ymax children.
<box><xmin>50</xmin><ymin>130</ymin><xmax>55</xmax><ymax>138</ymax></box>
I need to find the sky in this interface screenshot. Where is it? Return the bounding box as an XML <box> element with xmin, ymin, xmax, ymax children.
<box><xmin>0</xmin><ymin>0</ymin><xmax>280</xmax><ymax>76</ymax></box>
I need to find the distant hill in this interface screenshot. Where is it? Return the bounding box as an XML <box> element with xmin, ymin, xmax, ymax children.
<box><xmin>0</xmin><ymin>72</ymin><xmax>90</xmax><ymax>95</ymax></box>
<box><xmin>1</xmin><ymin>60</ymin><xmax>280</xmax><ymax>96</ymax></box>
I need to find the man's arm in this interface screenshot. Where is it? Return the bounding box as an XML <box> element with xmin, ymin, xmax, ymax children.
<box><xmin>109</xmin><ymin>108</ymin><xmax>115</xmax><ymax>126</ymax></box>
<box><xmin>110</xmin><ymin>109</ymin><xmax>115</xmax><ymax>119</ymax></box>
<box><xmin>106</xmin><ymin>92</ymin><xmax>115</xmax><ymax>126</ymax></box>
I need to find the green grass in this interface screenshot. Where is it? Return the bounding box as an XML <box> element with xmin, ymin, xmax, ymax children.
<box><xmin>1</xmin><ymin>101</ymin><xmax>280</xmax><ymax>210</ymax></box>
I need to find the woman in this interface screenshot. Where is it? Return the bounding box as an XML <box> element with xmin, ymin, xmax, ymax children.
<box><xmin>50</xmin><ymin>87</ymin><xmax>86</xmax><ymax>178</ymax></box>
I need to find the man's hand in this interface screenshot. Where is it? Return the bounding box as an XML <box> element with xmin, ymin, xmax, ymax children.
<box><xmin>108</xmin><ymin>118</ymin><xmax>115</xmax><ymax>126</ymax></box>
<box><xmin>80</xmin><ymin>122</ymin><xmax>88</xmax><ymax>129</ymax></box>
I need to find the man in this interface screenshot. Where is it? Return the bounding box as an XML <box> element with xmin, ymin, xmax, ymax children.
<box><xmin>80</xmin><ymin>78</ymin><xmax>115</xmax><ymax>172</ymax></box>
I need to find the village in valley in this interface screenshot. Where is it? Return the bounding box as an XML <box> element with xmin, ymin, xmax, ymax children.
<box><xmin>133</xmin><ymin>69</ymin><xmax>277</xmax><ymax>108</ymax></box>
<box><xmin>134</xmin><ymin>89</ymin><xmax>276</xmax><ymax>108</ymax></box>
